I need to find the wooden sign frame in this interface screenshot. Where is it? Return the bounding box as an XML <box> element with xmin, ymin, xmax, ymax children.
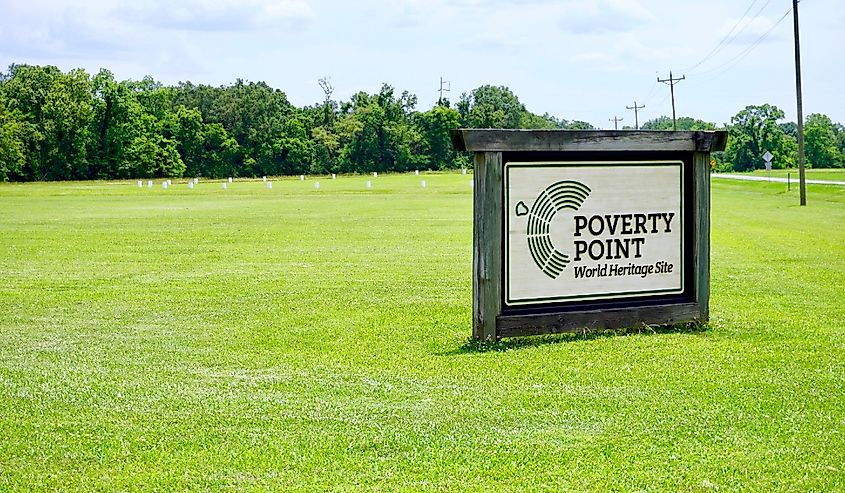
<box><xmin>451</xmin><ymin>130</ymin><xmax>728</xmax><ymax>340</ymax></box>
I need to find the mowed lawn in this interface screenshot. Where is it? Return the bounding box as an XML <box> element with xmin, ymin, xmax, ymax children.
<box><xmin>747</xmin><ymin>168</ymin><xmax>845</xmax><ymax>182</ymax></box>
<box><xmin>1</xmin><ymin>174</ymin><xmax>843</xmax><ymax>492</ymax></box>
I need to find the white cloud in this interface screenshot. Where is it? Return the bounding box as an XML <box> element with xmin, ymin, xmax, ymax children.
<box><xmin>122</xmin><ymin>0</ymin><xmax>315</xmax><ymax>31</ymax></box>
<box><xmin>558</xmin><ymin>0</ymin><xmax>655</xmax><ymax>34</ymax></box>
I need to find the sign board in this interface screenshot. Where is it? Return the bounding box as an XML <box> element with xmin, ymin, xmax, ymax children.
<box><xmin>505</xmin><ymin>161</ymin><xmax>683</xmax><ymax>305</ymax></box>
<box><xmin>763</xmin><ymin>151</ymin><xmax>773</xmax><ymax>172</ymax></box>
<box><xmin>451</xmin><ymin>129</ymin><xmax>728</xmax><ymax>340</ymax></box>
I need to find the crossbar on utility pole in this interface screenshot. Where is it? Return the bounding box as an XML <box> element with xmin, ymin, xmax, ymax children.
<box><xmin>658</xmin><ymin>71</ymin><xmax>685</xmax><ymax>130</ymax></box>
<box><xmin>626</xmin><ymin>101</ymin><xmax>645</xmax><ymax>130</ymax></box>
<box><xmin>793</xmin><ymin>0</ymin><xmax>806</xmax><ymax>206</ymax></box>
<box><xmin>438</xmin><ymin>77</ymin><xmax>451</xmax><ymax>105</ymax></box>
<box><xmin>608</xmin><ymin>116</ymin><xmax>623</xmax><ymax>130</ymax></box>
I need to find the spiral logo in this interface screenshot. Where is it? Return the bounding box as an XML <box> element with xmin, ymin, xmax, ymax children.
<box><xmin>514</xmin><ymin>180</ymin><xmax>591</xmax><ymax>279</ymax></box>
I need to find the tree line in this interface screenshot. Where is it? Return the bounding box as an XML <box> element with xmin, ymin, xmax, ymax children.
<box><xmin>1</xmin><ymin>64</ymin><xmax>843</xmax><ymax>182</ymax></box>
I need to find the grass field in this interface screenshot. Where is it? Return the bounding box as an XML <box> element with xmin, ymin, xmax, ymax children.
<box><xmin>1</xmin><ymin>174</ymin><xmax>844</xmax><ymax>491</ymax></box>
<box><xmin>747</xmin><ymin>168</ymin><xmax>845</xmax><ymax>182</ymax></box>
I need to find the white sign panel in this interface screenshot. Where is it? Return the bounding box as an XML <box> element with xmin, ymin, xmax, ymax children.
<box><xmin>505</xmin><ymin>161</ymin><xmax>684</xmax><ymax>305</ymax></box>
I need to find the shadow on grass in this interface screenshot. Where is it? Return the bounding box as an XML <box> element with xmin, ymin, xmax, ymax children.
<box><xmin>439</xmin><ymin>322</ymin><xmax>712</xmax><ymax>355</ymax></box>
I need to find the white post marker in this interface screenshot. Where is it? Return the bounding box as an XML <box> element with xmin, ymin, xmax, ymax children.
<box><xmin>163</xmin><ymin>182</ymin><xmax>168</xmax><ymax>189</ymax></box>
<box><xmin>267</xmin><ymin>181</ymin><xmax>273</xmax><ymax>189</ymax></box>
<box><xmin>332</xmin><ymin>173</ymin><xmax>336</xmax><ymax>180</ymax></box>
<box><xmin>462</xmin><ymin>168</ymin><xmax>467</xmax><ymax>175</ymax></box>
<box><xmin>194</xmin><ymin>177</ymin><xmax>199</xmax><ymax>184</ymax></box>
<box><xmin>315</xmin><ymin>181</ymin><xmax>320</xmax><ymax>190</ymax></box>
<box><xmin>137</xmin><ymin>180</ymin><xmax>142</xmax><ymax>188</ymax></box>
<box><xmin>366</xmin><ymin>180</ymin><xmax>372</xmax><ymax>188</ymax></box>
<box><xmin>469</xmin><ymin>180</ymin><xmax>474</xmax><ymax>189</ymax></box>
<box><xmin>300</xmin><ymin>175</ymin><xmax>305</xmax><ymax>181</ymax></box>
<box><xmin>188</xmin><ymin>182</ymin><xmax>194</xmax><ymax>189</ymax></box>
<box><xmin>373</xmin><ymin>172</ymin><xmax>378</xmax><ymax>178</ymax></box>
<box><xmin>222</xmin><ymin>183</ymin><xmax>227</xmax><ymax>190</ymax></box>
<box><xmin>421</xmin><ymin>180</ymin><xmax>427</xmax><ymax>188</ymax></box>
<box><xmin>167</xmin><ymin>179</ymin><xmax>172</xmax><ymax>185</ymax></box>
<box><xmin>263</xmin><ymin>176</ymin><xmax>267</xmax><ymax>182</ymax></box>
<box><xmin>415</xmin><ymin>170</ymin><xmax>419</xmax><ymax>176</ymax></box>
<box><xmin>148</xmin><ymin>180</ymin><xmax>153</xmax><ymax>188</ymax></box>
<box><xmin>228</xmin><ymin>177</ymin><xmax>233</xmax><ymax>183</ymax></box>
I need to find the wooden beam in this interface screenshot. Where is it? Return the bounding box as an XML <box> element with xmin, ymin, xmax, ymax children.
<box><xmin>496</xmin><ymin>303</ymin><xmax>704</xmax><ymax>338</ymax></box>
<box><xmin>473</xmin><ymin>152</ymin><xmax>502</xmax><ymax>341</ymax></box>
<box><xmin>451</xmin><ymin>129</ymin><xmax>728</xmax><ymax>153</ymax></box>
<box><xmin>693</xmin><ymin>152</ymin><xmax>711</xmax><ymax>321</ymax></box>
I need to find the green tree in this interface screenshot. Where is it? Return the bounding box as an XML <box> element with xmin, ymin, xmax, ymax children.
<box><xmin>170</xmin><ymin>79</ymin><xmax>294</xmax><ymax>172</ymax></box>
<box><xmin>415</xmin><ymin>105</ymin><xmax>463</xmax><ymax>170</ymax></box>
<box><xmin>458</xmin><ymin>85</ymin><xmax>525</xmax><ymax>129</ymax></box>
<box><xmin>165</xmin><ymin>106</ymin><xmax>205</xmax><ymax>175</ymax></box>
<box><xmin>641</xmin><ymin>116</ymin><xmax>716</xmax><ymax>131</ymax></box>
<box><xmin>200</xmin><ymin>123</ymin><xmax>240</xmax><ymax>178</ymax></box>
<box><xmin>0</xmin><ymin>93</ymin><xmax>27</xmax><ymax>181</ymax></box>
<box><xmin>519</xmin><ymin>111</ymin><xmax>562</xmax><ymax>129</ymax></box>
<box><xmin>337</xmin><ymin>85</ymin><xmax>422</xmax><ymax>173</ymax></box>
<box><xmin>310</xmin><ymin>125</ymin><xmax>340</xmax><ymax>174</ymax></box>
<box><xmin>564</xmin><ymin>120</ymin><xmax>596</xmax><ymax>130</ymax></box>
<box><xmin>124</xmin><ymin>134</ymin><xmax>184</xmax><ymax>178</ymax></box>
<box><xmin>836</xmin><ymin>123</ymin><xmax>845</xmax><ymax>164</ymax></box>
<box><xmin>2</xmin><ymin>64</ymin><xmax>94</xmax><ymax>180</ymax></box>
<box><xmin>90</xmin><ymin>70</ymin><xmax>151</xmax><ymax>178</ymax></box>
<box><xmin>262</xmin><ymin>116</ymin><xmax>313</xmax><ymax>175</ymax></box>
<box><xmin>803</xmin><ymin>113</ymin><xmax>841</xmax><ymax>168</ymax></box>
<box><xmin>723</xmin><ymin>104</ymin><xmax>796</xmax><ymax>171</ymax></box>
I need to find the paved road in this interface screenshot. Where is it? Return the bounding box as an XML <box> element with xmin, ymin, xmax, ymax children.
<box><xmin>711</xmin><ymin>173</ymin><xmax>845</xmax><ymax>186</ymax></box>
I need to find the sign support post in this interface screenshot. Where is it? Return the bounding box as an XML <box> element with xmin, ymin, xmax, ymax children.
<box><xmin>453</xmin><ymin>130</ymin><xmax>728</xmax><ymax>340</ymax></box>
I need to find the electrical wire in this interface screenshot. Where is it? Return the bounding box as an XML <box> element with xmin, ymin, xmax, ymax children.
<box><xmin>695</xmin><ymin>7</ymin><xmax>792</xmax><ymax>82</ymax></box>
<box><xmin>681</xmin><ymin>0</ymin><xmax>762</xmax><ymax>73</ymax></box>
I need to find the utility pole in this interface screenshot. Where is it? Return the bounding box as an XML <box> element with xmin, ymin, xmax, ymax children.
<box><xmin>317</xmin><ymin>77</ymin><xmax>334</xmax><ymax>125</ymax></box>
<box><xmin>793</xmin><ymin>0</ymin><xmax>806</xmax><ymax>206</ymax></box>
<box><xmin>626</xmin><ymin>101</ymin><xmax>645</xmax><ymax>130</ymax></box>
<box><xmin>438</xmin><ymin>77</ymin><xmax>451</xmax><ymax>105</ymax></box>
<box><xmin>608</xmin><ymin>116</ymin><xmax>623</xmax><ymax>130</ymax></box>
<box><xmin>658</xmin><ymin>71</ymin><xmax>685</xmax><ymax>130</ymax></box>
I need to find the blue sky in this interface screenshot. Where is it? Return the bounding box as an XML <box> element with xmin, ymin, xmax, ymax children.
<box><xmin>2</xmin><ymin>0</ymin><xmax>842</xmax><ymax>128</ymax></box>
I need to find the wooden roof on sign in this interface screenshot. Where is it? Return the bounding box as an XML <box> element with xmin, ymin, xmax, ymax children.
<box><xmin>450</xmin><ymin>129</ymin><xmax>728</xmax><ymax>153</ymax></box>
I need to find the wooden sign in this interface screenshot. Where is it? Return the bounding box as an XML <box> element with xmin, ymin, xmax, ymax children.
<box><xmin>452</xmin><ymin>130</ymin><xmax>728</xmax><ymax>340</ymax></box>
<box><xmin>505</xmin><ymin>161</ymin><xmax>683</xmax><ymax>305</ymax></box>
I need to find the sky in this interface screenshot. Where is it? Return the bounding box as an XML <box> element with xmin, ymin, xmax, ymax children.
<box><xmin>1</xmin><ymin>0</ymin><xmax>843</xmax><ymax>129</ymax></box>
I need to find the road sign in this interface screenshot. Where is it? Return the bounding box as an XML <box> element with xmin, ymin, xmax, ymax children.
<box><xmin>763</xmin><ymin>151</ymin><xmax>773</xmax><ymax>172</ymax></box>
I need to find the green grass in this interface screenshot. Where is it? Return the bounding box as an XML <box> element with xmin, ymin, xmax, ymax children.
<box><xmin>1</xmin><ymin>174</ymin><xmax>844</xmax><ymax>491</ymax></box>
<box><xmin>745</xmin><ymin>168</ymin><xmax>845</xmax><ymax>182</ymax></box>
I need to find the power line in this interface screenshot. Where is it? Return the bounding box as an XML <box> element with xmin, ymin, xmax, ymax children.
<box><xmin>682</xmin><ymin>0</ymin><xmax>761</xmax><ymax>73</ymax></box>
<box><xmin>637</xmin><ymin>79</ymin><xmax>659</xmax><ymax>106</ymax></box>
<box><xmin>686</xmin><ymin>0</ymin><xmax>775</xmax><ymax>76</ymax></box>
<box><xmin>697</xmin><ymin>8</ymin><xmax>792</xmax><ymax>82</ymax></box>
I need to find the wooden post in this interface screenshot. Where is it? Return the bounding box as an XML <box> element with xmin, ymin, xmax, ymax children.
<box><xmin>693</xmin><ymin>151</ymin><xmax>711</xmax><ymax>321</ymax></box>
<box><xmin>473</xmin><ymin>151</ymin><xmax>502</xmax><ymax>341</ymax></box>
